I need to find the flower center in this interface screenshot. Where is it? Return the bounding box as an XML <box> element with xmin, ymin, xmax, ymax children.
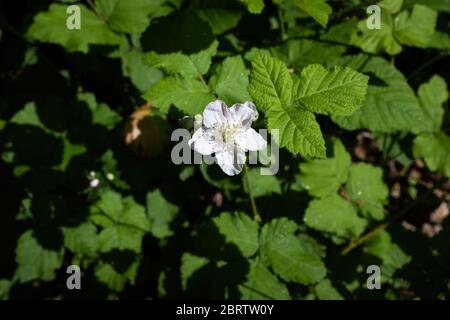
<box><xmin>214</xmin><ymin>123</ymin><xmax>243</xmax><ymax>150</ymax></box>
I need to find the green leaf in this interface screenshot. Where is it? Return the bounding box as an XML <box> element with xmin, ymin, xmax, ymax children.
<box><xmin>143</xmin><ymin>41</ymin><xmax>218</xmax><ymax>78</ymax></box>
<box><xmin>300</xmin><ymin>138</ymin><xmax>351</xmax><ymax>198</ymax></box>
<box><xmin>417</xmin><ymin>75</ymin><xmax>448</xmax><ymax>132</ymax></box>
<box><xmin>98</xmin><ymin>225</ymin><xmax>146</xmax><ymax>254</ymax></box>
<box><xmin>413</xmin><ymin>132</ymin><xmax>450</xmax><ymax>178</ymax></box>
<box><xmin>95</xmin><ymin>260</ymin><xmax>139</xmax><ymax>291</ymax></box>
<box><xmin>355</xmin><ymin>14</ymin><xmax>402</xmax><ymax>55</ymax></box>
<box><xmin>146</xmin><ymin>189</ymin><xmax>179</xmax><ymax>239</ymax></box>
<box><xmin>315</xmin><ymin>278</ymin><xmax>344</xmax><ymax>300</ymax></box>
<box><xmin>96</xmin><ymin>0</ymin><xmax>168</xmax><ymax>33</ymax></box>
<box><xmin>195</xmin><ymin>9</ymin><xmax>243</xmax><ymax>35</ymax></box>
<box><xmin>404</xmin><ymin>0</ymin><xmax>450</xmax><ymax>13</ymax></box>
<box><xmin>16</xmin><ymin>230</ymin><xmax>64</xmax><ymax>283</ymax></box>
<box><xmin>213</xmin><ymin>212</ymin><xmax>259</xmax><ymax>257</ymax></box>
<box><xmin>26</xmin><ymin>4</ymin><xmax>122</xmax><ymax>53</ymax></box>
<box><xmin>333</xmin><ymin>55</ymin><xmax>426</xmax><ymax>133</ymax></box>
<box><xmin>180</xmin><ymin>253</ymin><xmax>209</xmax><ymax>291</ymax></box>
<box><xmin>57</xmin><ymin>138</ymin><xmax>86</xmax><ymax>171</ymax></box>
<box><xmin>240</xmin><ymin>0</ymin><xmax>265</xmax><ymax>14</ymax></box>
<box><xmin>270</xmin><ymin>39</ymin><xmax>346</xmax><ymax>68</ymax></box>
<box><xmin>294</xmin><ymin>0</ymin><xmax>332</xmax><ymax>28</ymax></box>
<box><xmin>144</xmin><ymin>76</ymin><xmax>215</xmax><ymax>114</ymax></box>
<box><xmin>78</xmin><ymin>92</ymin><xmax>122</xmax><ymax>129</ymax></box>
<box><xmin>345</xmin><ymin>163</ymin><xmax>388</xmax><ymax>220</ymax></box>
<box><xmin>210</xmin><ymin>55</ymin><xmax>251</xmax><ymax>106</ymax></box>
<box><xmin>304</xmin><ymin>195</ymin><xmax>367</xmax><ymax>239</ymax></box>
<box><xmin>62</xmin><ymin>222</ymin><xmax>98</xmax><ymax>256</ymax></box>
<box><xmin>260</xmin><ymin>218</ymin><xmax>326</xmax><ymax>284</ymax></box>
<box><xmin>239</xmin><ymin>260</ymin><xmax>291</xmax><ymax>299</ymax></box>
<box><xmin>356</xmin><ymin>4</ymin><xmax>437</xmax><ymax>54</ymax></box>
<box><xmin>0</xmin><ymin>279</ymin><xmax>11</xmax><ymax>300</ymax></box>
<box><xmin>395</xmin><ymin>5</ymin><xmax>437</xmax><ymax>48</ymax></box>
<box><xmin>249</xmin><ymin>53</ymin><xmax>292</xmax><ymax>113</ymax></box>
<box><xmin>295</xmin><ymin>64</ymin><xmax>368</xmax><ymax>116</ymax></box>
<box><xmin>364</xmin><ymin>231</ymin><xmax>411</xmax><ymax>278</ymax></box>
<box><xmin>268</xmin><ymin>105</ymin><xmax>326</xmax><ymax>157</ymax></box>
<box><xmin>95</xmin><ymin>191</ymin><xmax>150</xmax><ymax>253</ymax></box>
<box><xmin>379</xmin><ymin>0</ymin><xmax>404</xmax><ymax>14</ymax></box>
<box><xmin>10</xmin><ymin>102</ymin><xmax>48</xmax><ymax>132</ymax></box>
<box><xmin>249</xmin><ymin>54</ymin><xmax>326</xmax><ymax>157</ymax></box>
<box><xmin>123</xmin><ymin>50</ymin><xmax>163</xmax><ymax>92</ymax></box>
<box><xmin>245</xmin><ymin>168</ymin><xmax>282</xmax><ymax>197</ymax></box>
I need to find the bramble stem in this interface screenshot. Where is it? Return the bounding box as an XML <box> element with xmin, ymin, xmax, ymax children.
<box><xmin>243</xmin><ymin>164</ymin><xmax>261</xmax><ymax>223</ymax></box>
<box><xmin>277</xmin><ymin>7</ymin><xmax>287</xmax><ymax>41</ymax></box>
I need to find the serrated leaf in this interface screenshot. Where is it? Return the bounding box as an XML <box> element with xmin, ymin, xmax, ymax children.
<box><xmin>268</xmin><ymin>105</ymin><xmax>326</xmax><ymax>157</ymax></box>
<box><xmin>95</xmin><ymin>191</ymin><xmax>150</xmax><ymax>253</ymax></box>
<box><xmin>249</xmin><ymin>54</ymin><xmax>325</xmax><ymax>157</ymax></box>
<box><xmin>146</xmin><ymin>189</ymin><xmax>179</xmax><ymax>239</ymax></box>
<box><xmin>213</xmin><ymin>212</ymin><xmax>259</xmax><ymax>257</ymax></box>
<box><xmin>304</xmin><ymin>195</ymin><xmax>367</xmax><ymax>239</ymax></box>
<box><xmin>62</xmin><ymin>223</ymin><xmax>98</xmax><ymax>256</ymax></box>
<box><xmin>300</xmin><ymin>138</ymin><xmax>351</xmax><ymax>198</ymax></box>
<box><xmin>143</xmin><ymin>41</ymin><xmax>218</xmax><ymax>78</ymax></box>
<box><xmin>144</xmin><ymin>76</ymin><xmax>215</xmax><ymax>114</ymax></box>
<box><xmin>239</xmin><ymin>260</ymin><xmax>291</xmax><ymax>299</ymax></box>
<box><xmin>413</xmin><ymin>132</ymin><xmax>450</xmax><ymax>178</ymax></box>
<box><xmin>417</xmin><ymin>75</ymin><xmax>448</xmax><ymax>133</ymax></box>
<box><xmin>345</xmin><ymin>163</ymin><xmax>388</xmax><ymax>220</ymax></box>
<box><xmin>245</xmin><ymin>168</ymin><xmax>282</xmax><ymax>197</ymax></box>
<box><xmin>260</xmin><ymin>218</ymin><xmax>326</xmax><ymax>284</ymax></box>
<box><xmin>180</xmin><ymin>253</ymin><xmax>209</xmax><ymax>291</ymax></box>
<box><xmin>249</xmin><ymin>53</ymin><xmax>292</xmax><ymax>113</ymax></box>
<box><xmin>295</xmin><ymin>64</ymin><xmax>368</xmax><ymax>116</ymax></box>
<box><xmin>96</xmin><ymin>0</ymin><xmax>168</xmax><ymax>33</ymax></box>
<box><xmin>294</xmin><ymin>0</ymin><xmax>332</xmax><ymax>28</ymax></box>
<box><xmin>210</xmin><ymin>55</ymin><xmax>251</xmax><ymax>106</ymax></box>
<box><xmin>315</xmin><ymin>278</ymin><xmax>344</xmax><ymax>300</ymax></box>
<box><xmin>26</xmin><ymin>4</ymin><xmax>122</xmax><ymax>53</ymax></box>
<box><xmin>333</xmin><ymin>55</ymin><xmax>427</xmax><ymax>133</ymax></box>
<box><xmin>16</xmin><ymin>230</ymin><xmax>64</xmax><ymax>283</ymax></box>
<box><xmin>95</xmin><ymin>260</ymin><xmax>139</xmax><ymax>291</ymax></box>
<box><xmin>395</xmin><ymin>5</ymin><xmax>437</xmax><ymax>48</ymax></box>
<box><xmin>98</xmin><ymin>225</ymin><xmax>145</xmax><ymax>253</ymax></box>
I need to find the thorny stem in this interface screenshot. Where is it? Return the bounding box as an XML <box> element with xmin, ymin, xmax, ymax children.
<box><xmin>243</xmin><ymin>164</ymin><xmax>262</xmax><ymax>223</ymax></box>
<box><xmin>342</xmin><ymin>187</ymin><xmax>435</xmax><ymax>255</ymax></box>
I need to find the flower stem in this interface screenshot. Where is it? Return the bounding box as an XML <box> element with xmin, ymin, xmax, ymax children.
<box><xmin>277</xmin><ymin>6</ymin><xmax>287</xmax><ymax>41</ymax></box>
<box><xmin>243</xmin><ymin>164</ymin><xmax>261</xmax><ymax>223</ymax></box>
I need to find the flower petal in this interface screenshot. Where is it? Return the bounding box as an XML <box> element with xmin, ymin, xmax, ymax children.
<box><xmin>188</xmin><ymin>128</ymin><xmax>217</xmax><ymax>155</ymax></box>
<box><xmin>236</xmin><ymin>128</ymin><xmax>267</xmax><ymax>152</ymax></box>
<box><xmin>203</xmin><ymin>100</ymin><xmax>230</xmax><ymax>128</ymax></box>
<box><xmin>215</xmin><ymin>148</ymin><xmax>246</xmax><ymax>176</ymax></box>
<box><xmin>228</xmin><ymin>102</ymin><xmax>258</xmax><ymax>128</ymax></box>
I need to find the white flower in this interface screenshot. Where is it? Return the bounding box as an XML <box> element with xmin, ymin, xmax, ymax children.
<box><xmin>90</xmin><ymin>178</ymin><xmax>100</xmax><ymax>188</ymax></box>
<box><xmin>188</xmin><ymin>100</ymin><xmax>267</xmax><ymax>176</ymax></box>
